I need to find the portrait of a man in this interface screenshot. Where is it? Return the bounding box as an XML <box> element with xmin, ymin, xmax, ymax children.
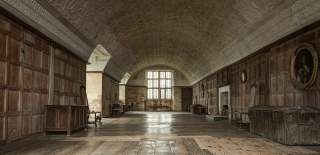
<box><xmin>295</xmin><ymin>49</ymin><xmax>313</xmax><ymax>84</ymax></box>
<box><xmin>291</xmin><ymin>44</ymin><xmax>318</xmax><ymax>89</ymax></box>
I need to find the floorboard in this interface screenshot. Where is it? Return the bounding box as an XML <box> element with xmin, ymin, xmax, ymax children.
<box><xmin>0</xmin><ymin>112</ymin><xmax>319</xmax><ymax>155</ymax></box>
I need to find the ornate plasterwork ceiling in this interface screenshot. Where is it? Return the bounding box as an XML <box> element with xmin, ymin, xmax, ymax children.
<box><xmin>27</xmin><ymin>0</ymin><xmax>320</xmax><ymax>82</ymax></box>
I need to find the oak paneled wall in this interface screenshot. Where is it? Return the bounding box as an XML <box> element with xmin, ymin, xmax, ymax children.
<box><xmin>53</xmin><ymin>47</ymin><xmax>86</xmax><ymax>106</ymax></box>
<box><xmin>0</xmin><ymin>12</ymin><xmax>86</xmax><ymax>143</ymax></box>
<box><xmin>126</xmin><ymin>86</ymin><xmax>147</xmax><ymax>111</ymax></box>
<box><xmin>193</xmin><ymin>74</ymin><xmax>218</xmax><ymax>115</ymax></box>
<box><xmin>229</xmin><ymin>52</ymin><xmax>269</xmax><ymax>117</ymax></box>
<box><xmin>0</xmin><ymin>14</ymin><xmax>50</xmax><ymax>143</ymax></box>
<box><xmin>193</xmin><ymin>21</ymin><xmax>320</xmax><ymax>117</ymax></box>
<box><xmin>101</xmin><ymin>74</ymin><xmax>119</xmax><ymax>117</ymax></box>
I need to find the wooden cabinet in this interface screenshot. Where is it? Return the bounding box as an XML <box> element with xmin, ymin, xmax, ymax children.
<box><xmin>45</xmin><ymin>105</ymin><xmax>88</xmax><ymax>136</ymax></box>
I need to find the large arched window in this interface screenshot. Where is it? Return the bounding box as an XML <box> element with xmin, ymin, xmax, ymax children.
<box><xmin>146</xmin><ymin>70</ymin><xmax>172</xmax><ymax>100</ymax></box>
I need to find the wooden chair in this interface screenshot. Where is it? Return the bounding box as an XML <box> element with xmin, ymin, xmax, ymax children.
<box><xmin>237</xmin><ymin>112</ymin><xmax>250</xmax><ymax>129</ymax></box>
<box><xmin>80</xmin><ymin>85</ymin><xmax>101</xmax><ymax>128</ymax></box>
<box><xmin>111</xmin><ymin>103</ymin><xmax>122</xmax><ymax>117</ymax></box>
<box><xmin>88</xmin><ymin>111</ymin><xmax>102</xmax><ymax>127</ymax></box>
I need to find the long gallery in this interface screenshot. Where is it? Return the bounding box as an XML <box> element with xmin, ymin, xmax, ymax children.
<box><xmin>0</xmin><ymin>1</ymin><xmax>320</xmax><ymax>155</ymax></box>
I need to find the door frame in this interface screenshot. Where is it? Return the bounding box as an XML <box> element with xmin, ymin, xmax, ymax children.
<box><xmin>218</xmin><ymin>85</ymin><xmax>231</xmax><ymax>120</ymax></box>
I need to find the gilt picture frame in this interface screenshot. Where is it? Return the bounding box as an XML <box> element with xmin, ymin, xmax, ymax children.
<box><xmin>290</xmin><ymin>43</ymin><xmax>318</xmax><ymax>89</ymax></box>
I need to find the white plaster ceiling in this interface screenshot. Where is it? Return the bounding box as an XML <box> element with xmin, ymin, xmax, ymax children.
<box><xmin>40</xmin><ymin>0</ymin><xmax>320</xmax><ymax>83</ymax></box>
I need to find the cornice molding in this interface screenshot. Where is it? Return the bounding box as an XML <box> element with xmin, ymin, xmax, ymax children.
<box><xmin>0</xmin><ymin>0</ymin><xmax>93</xmax><ymax>61</ymax></box>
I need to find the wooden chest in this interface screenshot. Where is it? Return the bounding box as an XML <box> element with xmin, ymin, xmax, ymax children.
<box><xmin>45</xmin><ymin>105</ymin><xmax>88</xmax><ymax>136</ymax></box>
<box><xmin>249</xmin><ymin>106</ymin><xmax>320</xmax><ymax>145</ymax></box>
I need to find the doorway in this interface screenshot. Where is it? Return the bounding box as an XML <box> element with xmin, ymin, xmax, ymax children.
<box><xmin>218</xmin><ymin>85</ymin><xmax>231</xmax><ymax>120</ymax></box>
<box><xmin>181</xmin><ymin>87</ymin><xmax>193</xmax><ymax>112</ymax></box>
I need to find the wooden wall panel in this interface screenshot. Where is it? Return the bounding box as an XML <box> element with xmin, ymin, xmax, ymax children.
<box><xmin>0</xmin><ymin>32</ymin><xmax>6</xmax><ymax>59</ymax></box>
<box><xmin>33</xmin><ymin>71</ymin><xmax>42</xmax><ymax>90</ymax></box>
<box><xmin>192</xmin><ymin>73</ymin><xmax>219</xmax><ymax>115</ymax></box>
<box><xmin>193</xmin><ymin>18</ymin><xmax>320</xmax><ymax>145</ymax></box>
<box><xmin>21</xmin><ymin>114</ymin><xmax>32</xmax><ymax>136</ymax></box>
<box><xmin>32</xmin><ymin>115</ymin><xmax>42</xmax><ymax>133</ymax></box>
<box><xmin>23</xmin><ymin>43</ymin><xmax>33</xmax><ymax>67</ymax></box>
<box><xmin>23</xmin><ymin>68</ymin><xmax>32</xmax><ymax>90</ymax></box>
<box><xmin>42</xmin><ymin>52</ymin><xmax>49</xmax><ymax>72</ymax></box>
<box><xmin>0</xmin><ymin>117</ymin><xmax>4</xmax><ymax>142</ymax></box>
<box><xmin>32</xmin><ymin>49</ymin><xmax>42</xmax><ymax>69</ymax></box>
<box><xmin>0</xmin><ymin>13</ymin><xmax>87</xmax><ymax>143</ymax></box>
<box><xmin>22</xmin><ymin>92</ymin><xmax>32</xmax><ymax>114</ymax></box>
<box><xmin>41</xmin><ymin>73</ymin><xmax>49</xmax><ymax>91</ymax></box>
<box><xmin>32</xmin><ymin>93</ymin><xmax>41</xmax><ymax>114</ymax></box>
<box><xmin>7</xmin><ymin>116</ymin><xmax>21</xmax><ymax>141</ymax></box>
<box><xmin>7</xmin><ymin>90</ymin><xmax>19</xmax><ymax>113</ymax></box>
<box><xmin>101</xmin><ymin>75</ymin><xmax>119</xmax><ymax>116</ymax></box>
<box><xmin>54</xmin><ymin>58</ymin><xmax>64</xmax><ymax>76</ymax></box>
<box><xmin>7</xmin><ymin>64</ymin><xmax>20</xmax><ymax>89</ymax></box>
<box><xmin>53</xmin><ymin>46</ymin><xmax>86</xmax><ymax>106</ymax></box>
<box><xmin>7</xmin><ymin>32</ymin><xmax>22</xmax><ymax>64</ymax></box>
<box><xmin>40</xmin><ymin>94</ymin><xmax>48</xmax><ymax>111</ymax></box>
<box><xmin>0</xmin><ymin>61</ymin><xmax>5</xmax><ymax>87</ymax></box>
<box><xmin>194</xmin><ymin>19</ymin><xmax>320</xmax><ymax>119</ymax></box>
<box><xmin>0</xmin><ymin>89</ymin><xmax>4</xmax><ymax>113</ymax></box>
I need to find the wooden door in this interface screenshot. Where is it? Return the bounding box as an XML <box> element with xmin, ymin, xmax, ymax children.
<box><xmin>181</xmin><ymin>87</ymin><xmax>192</xmax><ymax>112</ymax></box>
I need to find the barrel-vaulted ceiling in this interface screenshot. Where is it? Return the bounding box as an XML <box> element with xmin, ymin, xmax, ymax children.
<box><xmin>41</xmin><ymin>0</ymin><xmax>320</xmax><ymax>83</ymax></box>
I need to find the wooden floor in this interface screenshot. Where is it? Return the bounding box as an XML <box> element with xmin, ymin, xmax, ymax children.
<box><xmin>0</xmin><ymin>112</ymin><xmax>320</xmax><ymax>155</ymax></box>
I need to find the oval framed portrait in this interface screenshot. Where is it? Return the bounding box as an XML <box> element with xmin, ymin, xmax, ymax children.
<box><xmin>80</xmin><ymin>85</ymin><xmax>88</xmax><ymax>105</ymax></box>
<box><xmin>240</xmin><ymin>70</ymin><xmax>247</xmax><ymax>83</ymax></box>
<box><xmin>290</xmin><ymin>44</ymin><xmax>318</xmax><ymax>89</ymax></box>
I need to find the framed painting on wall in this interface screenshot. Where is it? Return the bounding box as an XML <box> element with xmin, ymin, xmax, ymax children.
<box><xmin>290</xmin><ymin>43</ymin><xmax>318</xmax><ymax>89</ymax></box>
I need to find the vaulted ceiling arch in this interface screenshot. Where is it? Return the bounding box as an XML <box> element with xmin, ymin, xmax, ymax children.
<box><xmin>37</xmin><ymin>0</ymin><xmax>320</xmax><ymax>83</ymax></box>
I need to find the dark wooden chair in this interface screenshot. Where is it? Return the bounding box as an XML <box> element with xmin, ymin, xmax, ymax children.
<box><xmin>88</xmin><ymin>111</ymin><xmax>102</xmax><ymax>127</ymax></box>
<box><xmin>80</xmin><ymin>85</ymin><xmax>101</xmax><ymax>128</ymax></box>
<box><xmin>111</xmin><ymin>103</ymin><xmax>122</xmax><ymax>117</ymax></box>
<box><xmin>234</xmin><ymin>111</ymin><xmax>250</xmax><ymax>129</ymax></box>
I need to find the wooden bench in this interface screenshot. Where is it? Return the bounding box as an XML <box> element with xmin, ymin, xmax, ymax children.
<box><xmin>191</xmin><ymin>104</ymin><xmax>207</xmax><ymax>115</ymax></box>
<box><xmin>206</xmin><ymin>115</ymin><xmax>228</xmax><ymax>121</ymax></box>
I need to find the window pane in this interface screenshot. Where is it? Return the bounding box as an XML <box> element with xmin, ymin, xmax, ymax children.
<box><xmin>148</xmin><ymin>89</ymin><xmax>153</xmax><ymax>99</ymax></box>
<box><xmin>153</xmin><ymin>71</ymin><xmax>158</xmax><ymax>79</ymax></box>
<box><xmin>160</xmin><ymin>72</ymin><xmax>166</xmax><ymax>78</ymax></box>
<box><xmin>148</xmin><ymin>80</ymin><xmax>153</xmax><ymax>88</ymax></box>
<box><xmin>153</xmin><ymin>80</ymin><xmax>158</xmax><ymax>88</ymax></box>
<box><xmin>166</xmin><ymin>80</ymin><xmax>171</xmax><ymax>88</ymax></box>
<box><xmin>147</xmin><ymin>72</ymin><xmax>153</xmax><ymax>79</ymax></box>
<box><xmin>160</xmin><ymin>89</ymin><xmax>165</xmax><ymax>99</ymax></box>
<box><xmin>147</xmin><ymin>70</ymin><xmax>173</xmax><ymax>100</ymax></box>
<box><xmin>166</xmin><ymin>89</ymin><xmax>171</xmax><ymax>99</ymax></box>
<box><xmin>166</xmin><ymin>72</ymin><xmax>171</xmax><ymax>78</ymax></box>
<box><xmin>160</xmin><ymin>79</ymin><xmax>166</xmax><ymax>88</ymax></box>
<box><xmin>153</xmin><ymin>89</ymin><xmax>158</xmax><ymax>99</ymax></box>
